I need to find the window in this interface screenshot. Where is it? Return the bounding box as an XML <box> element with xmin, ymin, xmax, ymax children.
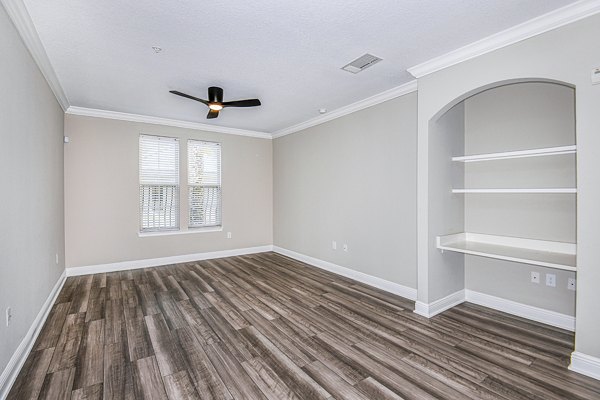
<box><xmin>139</xmin><ymin>135</ymin><xmax>179</xmax><ymax>231</ymax></box>
<box><xmin>188</xmin><ymin>140</ymin><xmax>221</xmax><ymax>228</ymax></box>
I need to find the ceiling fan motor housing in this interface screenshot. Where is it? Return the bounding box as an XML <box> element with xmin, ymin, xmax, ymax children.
<box><xmin>208</xmin><ymin>86</ymin><xmax>223</xmax><ymax>103</ymax></box>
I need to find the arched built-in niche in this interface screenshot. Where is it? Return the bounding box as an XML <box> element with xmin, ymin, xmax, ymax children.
<box><xmin>413</xmin><ymin>16</ymin><xmax>600</xmax><ymax>376</ymax></box>
<box><xmin>417</xmin><ymin>79</ymin><xmax>577</xmax><ymax>323</ymax></box>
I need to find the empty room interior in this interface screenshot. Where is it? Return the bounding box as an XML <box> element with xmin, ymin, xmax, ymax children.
<box><xmin>2</xmin><ymin>0</ymin><xmax>600</xmax><ymax>399</ymax></box>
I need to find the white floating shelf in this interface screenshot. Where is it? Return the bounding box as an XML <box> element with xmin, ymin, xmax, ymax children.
<box><xmin>436</xmin><ymin>233</ymin><xmax>576</xmax><ymax>271</ymax></box>
<box><xmin>452</xmin><ymin>188</ymin><xmax>577</xmax><ymax>194</ymax></box>
<box><xmin>452</xmin><ymin>145</ymin><xmax>576</xmax><ymax>163</ymax></box>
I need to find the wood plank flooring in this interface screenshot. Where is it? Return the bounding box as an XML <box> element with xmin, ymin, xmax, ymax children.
<box><xmin>8</xmin><ymin>252</ymin><xmax>600</xmax><ymax>399</ymax></box>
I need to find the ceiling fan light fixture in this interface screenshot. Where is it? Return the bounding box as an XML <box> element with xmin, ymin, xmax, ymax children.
<box><xmin>169</xmin><ymin>86</ymin><xmax>261</xmax><ymax>119</ymax></box>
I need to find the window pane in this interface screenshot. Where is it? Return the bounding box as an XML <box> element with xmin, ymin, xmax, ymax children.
<box><xmin>188</xmin><ymin>140</ymin><xmax>222</xmax><ymax>228</ymax></box>
<box><xmin>188</xmin><ymin>140</ymin><xmax>221</xmax><ymax>185</ymax></box>
<box><xmin>139</xmin><ymin>135</ymin><xmax>180</xmax><ymax>231</ymax></box>
<box><xmin>189</xmin><ymin>186</ymin><xmax>221</xmax><ymax>227</ymax></box>
<box><xmin>139</xmin><ymin>135</ymin><xmax>179</xmax><ymax>185</ymax></box>
<box><xmin>140</xmin><ymin>185</ymin><xmax>179</xmax><ymax>230</ymax></box>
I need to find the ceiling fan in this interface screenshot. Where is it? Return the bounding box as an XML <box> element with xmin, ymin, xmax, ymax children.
<box><xmin>169</xmin><ymin>86</ymin><xmax>261</xmax><ymax>119</ymax></box>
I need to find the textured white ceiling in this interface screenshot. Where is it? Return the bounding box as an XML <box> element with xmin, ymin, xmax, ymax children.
<box><xmin>24</xmin><ymin>0</ymin><xmax>576</xmax><ymax>133</ymax></box>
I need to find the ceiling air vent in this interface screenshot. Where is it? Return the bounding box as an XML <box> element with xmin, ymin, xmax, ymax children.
<box><xmin>341</xmin><ymin>53</ymin><xmax>382</xmax><ymax>74</ymax></box>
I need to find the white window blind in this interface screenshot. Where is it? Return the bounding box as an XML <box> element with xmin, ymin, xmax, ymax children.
<box><xmin>139</xmin><ymin>134</ymin><xmax>180</xmax><ymax>231</ymax></box>
<box><xmin>188</xmin><ymin>140</ymin><xmax>221</xmax><ymax>227</ymax></box>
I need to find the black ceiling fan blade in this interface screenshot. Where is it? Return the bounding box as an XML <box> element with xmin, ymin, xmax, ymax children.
<box><xmin>221</xmin><ymin>99</ymin><xmax>261</xmax><ymax>108</ymax></box>
<box><xmin>207</xmin><ymin>109</ymin><xmax>220</xmax><ymax>119</ymax></box>
<box><xmin>169</xmin><ymin>90</ymin><xmax>209</xmax><ymax>105</ymax></box>
<box><xmin>208</xmin><ymin>86</ymin><xmax>224</xmax><ymax>103</ymax></box>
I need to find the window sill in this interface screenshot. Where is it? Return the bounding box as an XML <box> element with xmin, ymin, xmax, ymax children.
<box><xmin>138</xmin><ymin>226</ymin><xmax>223</xmax><ymax>237</ymax></box>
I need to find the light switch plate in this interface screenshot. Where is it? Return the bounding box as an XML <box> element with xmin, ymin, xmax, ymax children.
<box><xmin>592</xmin><ymin>67</ymin><xmax>600</xmax><ymax>85</ymax></box>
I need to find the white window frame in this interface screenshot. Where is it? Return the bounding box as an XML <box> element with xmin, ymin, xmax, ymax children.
<box><xmin>139</xmin><ymin>134</ymin><xmax>180</xmax><ymax>232</ymax></box>
<box><xmin>188</xmin><ymin>139</ymin><xmax>222</xmax><ymax>229</ymax></box>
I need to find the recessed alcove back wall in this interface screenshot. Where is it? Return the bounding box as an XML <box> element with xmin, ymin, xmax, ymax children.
<box><xmin>463</xmin><ymin>82</ymin><xmax>576</xmax><ymax>315</ymax></box>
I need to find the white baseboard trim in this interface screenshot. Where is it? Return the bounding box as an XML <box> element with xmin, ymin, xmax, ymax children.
<box><xmin>414</xmin><ymin>290</ymin><xmax>466</xmax><ymax>318</ymax></box>
<box><xmin>465</xmin><ymin>289</ymin><xmax>575</xmax><ymax>331</ymax></box>
<box><xmin>272</xmin><ymin>246</ymin><xmax>417</xmax><ymax>300</ymax></box>
<box><xmin>66</xmin><ymin>245</ymin><xmax>274</xmax><ymax>276</ymax></box>
<box><xmin>0</xmin><ymin>270</ymin><xmax>67</xmax><ymax>399</ymax></box>
<box><xmin>570</xmin><ymin>352</ymin><xmax>600</xmax><ymax>380</ymax></box>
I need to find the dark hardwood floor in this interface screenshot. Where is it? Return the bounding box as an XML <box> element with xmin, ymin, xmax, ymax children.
<box><xmin>8</xmin><ymin>252</ymin><xmax>600</xmax><ymax>399</ymax></box>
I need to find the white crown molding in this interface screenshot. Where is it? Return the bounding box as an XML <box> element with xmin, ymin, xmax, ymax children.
<box><xmin>407</xmin><ymin>0</ymin><xmax>600</xmax><ymax>78</ymax></box>
<box><xmin>66</xmin><ymin>245</ymin><xmax>274</xmax><ymax>276</ymax></box>
<box><xmin>1</xmin><ymin>0</ymin><xmax>69</xmax><ymax>110</ymax></box>
<box><xmin>272</xmin><ymin>246</ymin><xmax>418</xmax><ymax>300</ymax></box>
<box><xmin>272</xmin><ymin>80</ymin><xmax>418</xmax><ymax>138</ymax></box>
<box><xmin>0</xmin><ymin>270</ymin><xmax>66</xmax><ymax>399</ymax></box>
<box><xmin>66</xmin><ymin>107</ymin><xmax>273</xmax><ymax>139</ymax></box>
<box><xmin>10</xmin><ymin>0</ymin><xmax>599</xmax><ymax>135</ymax></box>
<box><xmin>465</xmin><ymin>290</ymin><xmax>575</xmax><ymax>331</ymax></box>
<box><xmin>570</xmin><ymin>352</ymin><xmax>600</xmax><ymax>380</ymax></box>
<box><xmin>414</xmin><ymin>290</ymin><xmax>466</xmax><ymax>318</ymax></box>
<box><xmin>66</xmin><ymin>80</ymin><xmax>416</xmax><ymax>139</ymax></box>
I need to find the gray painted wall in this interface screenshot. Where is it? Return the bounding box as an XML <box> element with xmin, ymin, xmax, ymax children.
<box><xmin>273</xmin><ymin>93</ymin><xmax>418</xmax><ymax>288</ymax></box>
<box><xmin>464</xmin><ymin>83</ymin><xmax>576</xmax><ymax>241</ymax></box>
<box><xmin>0</xmin><ymin>4</ymin><xmax>65</xmax><ymax>375</ymax></box>
<box><xmin>427</xmin><ymin>103</ymin><xmax>465</xmax><ymax>301</ymax></box>
<box><xmin>64</xmin><ymin>115</ymin><xmax>273</xmax><ymax>269</ymax></box>
<box><xmin>463</xmin><ymin>82</ymin><xmax>576</xmax><ymax>316</ymax></box>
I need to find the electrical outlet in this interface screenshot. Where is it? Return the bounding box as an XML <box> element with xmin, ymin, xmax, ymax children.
<box><xmin>531</xmin><ymin>271</ymin><xmax>540</xmax><ymax>284</ymax></box>
<box><xmin>568</xmin><ymin>278</ymin><xmax>576</xmax><ymax>291</ymax></box>
<box><xmin>6</xmin><ymin>307</ymin><xmax>12</xmax><ymax>327</ymax></box>
<box><xmin>546</xmin><ymin>274</ymin><xmax>556</xmax><ymax>287</ymax></box>
<box><xmin>226</xmin><ymin>232</ymin><xmax>232</xmax><ymax>239</ymax></box>
<box><xmin>331</xmin><ymin>241</ymin><xmax>337</xmax><ymax>250</ymax></box>
<box><xmin>343</xmin><ymin>244</ymin><xmax>348</xmax><ymax>252</ymax></box>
